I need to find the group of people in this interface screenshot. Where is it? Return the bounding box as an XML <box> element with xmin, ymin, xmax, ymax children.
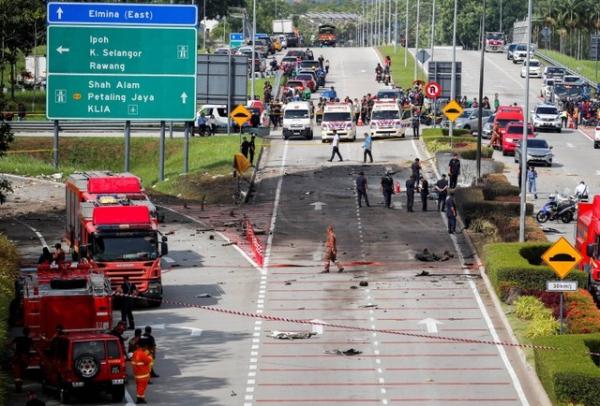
<box><xmin>240</xmin><ymin>135</ymin><xmax>257</xmax><ymax>165</ymax></box>
<box><xmin>459</xmin><ymin>94</ymin><xmax>500</xmax><ymax>111</ymax></box>
<box><xmin>37</xmin><ymin>243</ymin><xmax>65</xmax><ymax>265</ymax></box>
<box><xmin>354</xmin><ymin>154</ymin><xmax>461</xmax><ymax>234</ymax></box>
<box><xmin>194</xmin><ymin>111</ymin><xmax>217</xmax><ymax>136</ymax></box>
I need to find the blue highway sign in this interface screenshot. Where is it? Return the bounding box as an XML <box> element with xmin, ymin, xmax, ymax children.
<box><xmin>47</xmin><ymin>2</ymin><xmax>198</xmax><ymax>26</ymax></box>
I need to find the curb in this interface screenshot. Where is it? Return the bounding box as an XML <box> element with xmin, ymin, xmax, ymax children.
<box><xmin>244</xmin><ymin>145</ymin><xmax>264</xmax><ymax>204</ymax></box>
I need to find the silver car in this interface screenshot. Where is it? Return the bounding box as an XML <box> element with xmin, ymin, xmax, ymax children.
<box><xmin>482</xmin><ymin>114</ymin><xmax>495</xmax><ymax>139</ymax></box>
<box><xmin>442</xmin><ymin>108</ymin><xmax>493</xmax><ymax>132</ymax></box>
<box><xmin>515</xmin><ymin>138</ymin><xmax>553</xmax><ymax>167</ymax></box>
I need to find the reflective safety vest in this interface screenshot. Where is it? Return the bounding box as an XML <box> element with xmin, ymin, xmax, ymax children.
<box><xmin>131</xmin><ymin>349</ymin><xmax>153</xmax><ymax>380</ymax></box>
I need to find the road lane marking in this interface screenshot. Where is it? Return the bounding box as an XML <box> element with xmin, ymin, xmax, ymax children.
<box><xmin>410</xmin><ymin>138</ymin><xmax>530</xmax><ymax>406</ymax></box>
<box><xmin>15</xmin><ymin>219</ymin><xmax>48</xmax><ymax>247</ymax></box>
<box><xmin>566</xmin><ymin>142</ymin><xmax>575</xmax><ymax>148</ymax></box>
<box><xmin>245</xmin><ymin>140</ymin><xmax>289</xmax><ymax>405</ymax></box>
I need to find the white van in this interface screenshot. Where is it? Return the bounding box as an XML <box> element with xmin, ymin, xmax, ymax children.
<box><xmin>199</xmin><ymin>104</ymin><xmax>229</xmax><ymax>128</ymax></box>
<box><xmin>321</xmin><ymin>103</ymin><xmax>356</xmax><ymax>142</ymax></box>
<box><xmin>369</xmin><ymin>100</ymin><xmax>411</xmax><ymax>138</ymax></box>
<box><xmin>282</xmin><ymin>101</ymin><xmax>313</xmax><ymax>140</ymax></box>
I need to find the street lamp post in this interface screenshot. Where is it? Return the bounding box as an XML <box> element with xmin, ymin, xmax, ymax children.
<box><xmin>519</xmin><ymin>0</ymin><xmax>533</xmax><ymax>242</ymax></box>
<box><xmin>449</xmin><ymin>0</ymin><xmax>457</xmax><ymax>141</ymax></box>
<box><xmin>476</xmin><ymin>0</ymin><xmax>487</xmax><ymax>181</ymax></box>
<box><xmin>414</xmin><ymin>0</ymin><xmax>420</xmax><ymax>81</ymax></box>
<box><xmin>394</xmin><ymin>0</ymin><xmax>398</xmax><ymax>52</ymax></box>
<box><xmin>430</xmin><ymin>0</ymin><xmax>436</xmax><ymax>62</ymax></box>
<box><xmin>250</xmin><ymin>0</ymin><xmax>256</xmax><ymax>99</ymax></box>
<box><xmin>404</xmin><ymin>0</ymin><xmax>408</xmax><ymax>67</ymax></box>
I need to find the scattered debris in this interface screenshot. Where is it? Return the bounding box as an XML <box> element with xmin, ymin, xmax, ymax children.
<box><xmin>222</xmin><ymin>242</ymin><xmax>237</xmax><ymax>246</ymax></box>
<box><xmin>542</xmin><ymin>227</ymin><xmax>562</xmax><ymax>234</ymax></box>
<box><xmin>350</xmin><ymin>285</ymin><xmax>358</xmax><ymax>289</ymax></box>
<box><xmin>284</xmin><ymin>280</ymin><xmax>295</xmax><ymax>286</ymax></box>
<box><xmin>359</xmin><ymin>304</ymin><xmax>378</xmax><ymax>308</ymax></box>
<box><xmin>165</xmin><ymin>231</ymin><xmax>175</xmax><ymax>236</ymax></box>
<box><xmin>209</xmin><ymin>235</ymin><xmax>215</xmax><ymax>240</ymax></box>
<box><xmin>230</xmin><ymin>391</ymin><xmax>237</xmax><ymax>397</ymax></box>
<box><xmin>324</xmin><ymin>348</ymin><xmax>362</xmax><ymax>356</ymax></box>
<box><xmin>415</xmin><ymin>270</ymin><xmax>430</xmax><ymax>277</ymax></box>
<box><xmin>269</xmin><ymin>331</ymin><xmax>316</xmax><ymax>340</ymax></box>
<box><xmin>196</xmin><ymin>293</ymin><xmax>212</xmax><ymax>298</ymax></box>
<box><xmin>415</xmin><ymin>249</ymin><xmax>454</xmax><ymax>262</ymax></box>
<box><xmin>359</xmin><ymin>281</ymin><xmax>369</xmax><ymax>287</ymax></box>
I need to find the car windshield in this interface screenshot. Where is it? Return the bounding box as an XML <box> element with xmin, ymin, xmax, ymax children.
<box><xmin>487</xmin><ymin>115</ymin><xmax>495</xmax><ymax>123</ymax></box>
<box><xmin>295</xmin><ymin>75</ymin><xmax>312</xmax><ymax>81</ymax></box>
<box><xmin>301</xmin><ymin>62</ymin><xmax>319</xmax><ymax>69</ymax></box>
<box><xmin>323</xmin><ymin>112</ymin><xmax>352</xmax><ymax>121</ymax></box>
<box><xmin>496</xmin><ymin>119</ymin><xmax>519</xmax><ymax>128</ymax></box>
<box><xmin>74</xmin><ymin>341</ymin><xmax>105</xmax><ymax>361</ymax></box>
<box><xmin>282</xmin><ymin>57</ymin><xmax>297</xmax><ymax>63</ymax></box>
<box><xmin>372</xmin><ymin>110</ymin><xmax>400</xmax><ymax>120</ymax></box>
<box><xmin>460</xmin><ymin>110</ymin><xmax>474</xmax><ymax>118</ymax></box>
<box><xmin>286</xmin><ymin>81</ymin><xmax>303</xmax><ymax>88</ymax></box>
<box><xmin>284</xmin><ymin>109</ymin><xmax>309</xmax><ymax>119</ymax></box>
<box><xmin>546</xmin><ymin>67</ymin><xmax>564</xmax><ymax>74</ymax></box>
<box><xmin>564</xmin><ymin>76</ymin><xmax>579</xmax><ymax>83</ymax></box>
<box><xmin>487</xmin><ymin>33</ymin><xmax>503</xmax><ymax>40</ymax></box>
<box><xmin>516</xmin><ymin>44</ymin><xmax>527</xmax><ymax>50</ymax></box>
<box><xmin>528</xmin><ymin>61</ymin><xmax>540</xmax><ymax>67</ymax></box>
<box><xmin>554</xmin><ymin>84</ymin><xmax>585</xmax><ymax>98</ymax></box>
<box><xmin>507</xmin><ymin>125</ymin><xmax>534</xmax><ymax>135</ymax></box>
<box><xmin>377</xmin><ymin>91</ymin><xmax>402</xmax><ymax>99</ymax></box>
<box><xmin>527</xmin><ymin>139</ymin><xmax>549</xmax><ymax>148</ymax></box>
<box><xmin>536</xmin><ymin>107</ymin><xmax>558</xmax><ymax>115</ymax></box>
<box><xmin>92</xmin><ymin>231</ymin><xmax>158</xmax><ymax>262</ymax></box>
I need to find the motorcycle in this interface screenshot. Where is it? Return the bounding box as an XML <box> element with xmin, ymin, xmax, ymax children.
<box><xmin>536</xmin><ymin>193</ymin><xmax>577</xmax><ymax>224</ymax></box>
<box><xmin>376</xmin><ymin>72</ymin><xmax>382</xmax><ymax>83</ymax></box>
<box><xmin>383</xmin><ymin>73</ymin><xmax>391</xmax><ymax>86</ymax></box>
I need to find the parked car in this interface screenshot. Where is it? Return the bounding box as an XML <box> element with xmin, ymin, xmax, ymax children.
<box><xmin>512</xmin><ymin>44</ymin><xmax>535</xmax><ymax>63</ymax></box>
<box><xmin>543</xmin><ymin>66</ymin><xmax>566</xmax><ymax>82</ymax></box>
<box><xmin>442</xmin><ymin>108</ymin><xmax>493</xmax><ymax>132</ymax></box>
<box><xmin>482</xmin><ymin>113</ymin><xmax>495</xmax><ymax>139</ymax></box>
<box><xmin>286</xmin><ymin>50</ymin><xmax>308</xmax><ymax>60</ymax></box>
<box><xmin>532</xmin><ymin>103</ymin><xmax>561</xmax><ymax>133</ymax></box>
<box><xmin>297</xmin><ymin>70</ymin><xmax>320</xmax><ymax>89</ymax></box>
<box><xmin>506</xmin><ymin>43</ymin><xmax>519</xmax><ymax>60</ymax></box>
<box><xmin>502</xmin><ymin>121</ymin><xmax>536</xmax><ymax>155</ymax></box>
<box><xmin>376</xmin><ymin>88</ymin><xmax>404</xmax><ymax>100</ymax></box>
<box><xmin>199</xmin><ymin>105</ymin><xmax>230</xmax><ymax>128</ymax></box>
<box><xmin>515</xmin><ymin>138</ymin><xmax>553</xmax><ymax>166</ymax></box>
<box><xmin>520</xmin><ymin>59</ymin><xmax>542</xmax><ymax>78</ymax></box>
<box><xmin>293</xmin><ymin>73</ymin><xmax>316</xmax><ymax>91</ymax></box>
<box><xmin>300</xmin><ymin>60</ymin><xmax>321</xmax><ymax>70</ymax></box>
<box><xmin>214</xmin><ymin>47</ymin><xmax>231</xmax><ymax>55</ymax></box>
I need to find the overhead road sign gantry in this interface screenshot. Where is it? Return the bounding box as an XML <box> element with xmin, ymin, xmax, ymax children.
<box><xmin>46</xmin><ymin>1</ymin><xmax>197</xmax><ymax>121</ymax></box>
<box><xmin>47</xmin><ymin>2</ymin><xmax>198</xmax><ymax>26</ymax></box>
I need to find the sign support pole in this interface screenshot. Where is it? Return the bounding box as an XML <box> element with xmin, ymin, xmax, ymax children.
<box><xmin>183</xmin><ymin>122</ymin><xmax>190</xmax><ymax>174</ymax></box>
<box><xmin>476</xmin><ymin>0</ymin><xmax>486</xmax><ymax>183</ymax></box>
<box><xmin>124</xmin><ymin>120</ymin><xmax>131</xmax><ymax>172</ymax></box>
<box><xmin>159</xmin><ymin>121</ymin><xmax>166</xmax><ymax>181</ymax></box>
<box><xmin>53</xmin><ymin>120</ymin><xmax>59</xmax><ymax>169</ymax></box>
<box><xmin>227</xmin><ymin>52</ymin><xmax>232</xmax><ymax>136</ymax></box>
<box><xmin>433</xmin><ymin>97</ymin><xmax>436</xmax><ymax>129</ymax></box>
<box><xmin>169</xmin><ymin>121</ymin><xmax>173</xmax><ymax>139</ymax></box>
<box><xmin>559</xmin><ymin>292</ymin><xmax>564</xmax><ymax>334</ymax></box>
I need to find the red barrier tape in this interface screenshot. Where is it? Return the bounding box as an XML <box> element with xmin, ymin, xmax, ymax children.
<box><xmin>114</xmin><ymin>292</ymin><xmax>587</xmax><ymax>354</ymax></box>
<box><xmin>245</xmin><ymin>219</ymin><xmax>264</xmax><ymax>267</ymax></box>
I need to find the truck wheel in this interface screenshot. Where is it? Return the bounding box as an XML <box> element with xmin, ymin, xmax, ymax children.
<box><xmin>73</xmin><ymin>353</ymin><xmax>100</xmax><ymax>380</ymax></box>
<box><xmin>111</xmin><ymin>384</ymin><xmax>125</xmax><ymax>402</ymax></box>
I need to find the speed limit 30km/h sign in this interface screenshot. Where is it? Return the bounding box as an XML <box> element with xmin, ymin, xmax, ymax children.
<box><xmin>425</xmin><ymin>81</ymin><xmax>442</xmax><ymax>99</ymax></box>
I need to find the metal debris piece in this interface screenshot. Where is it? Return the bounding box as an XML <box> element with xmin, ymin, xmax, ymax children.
<box><xmin>324</xmin><ymin>348</ymin><xmax>362</xmax><ymax>356</ymax></box>
<box><xmin>359</xmin><ymin>304</ymin><xmax>378</xmax><ymax>308</ymax></box>
<box><xmin>268</xmin><ymin>330</ymin><xmax>316</xmax><ymax>340</ymax></box>
<box><xmin>196</xmin><ymin>293</ymin><xmax>212</xmax><ymax>298</ymax></box>
<box><xmin>359</xmin><ymin>281</ymin><xmax>369</xmax><ymax>287</ymax></box>
<box><xmin>415</xmin><ymin>271</ymin><xmax>430</xmax><ymax>277</ymax></box>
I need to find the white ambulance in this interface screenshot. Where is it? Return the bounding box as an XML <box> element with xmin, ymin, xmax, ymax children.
<box><xmin>369</xmin><ymin>99</ymin><xmax>411</xmax><ymax>138</ymax></box>
<box><xmin>321</xmin><ymin>103</ymin><xmax>356</xmax><ymax>142</ymax></box>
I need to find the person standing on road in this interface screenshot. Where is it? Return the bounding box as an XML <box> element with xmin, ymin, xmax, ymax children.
<box><xmin>143</xmin><ymin>326</ymin><xmax>160</xmax><ymax>378</ymax></box>
<box><xmin>328</xmin><ymin>131</ymin><xmax>343</xmax><ymax>162</ymax></box>
<box><xmin>362</xmin><ymin>133</ymin><xmax>373</xmax><ymax>163</ymax></box>
<box><xmin>356</xmin><ymin>171</ymin><xmax>370</xmax><ymax>208</ymax></box>
<box><xmin>128</xmin><ymin>328</ymin><xmax>143</xmax><ymax>357</ymax></box>
<box><xmin>420</xmin><ymin>176</ymin><xmax>429</xmax><ymax>211</ymax></box>
<box><xmin>381</xmin><ymin>171</ymin><xmax>394</xmax><ymax>208</ymax></box>
<box><xmin>241</xmin><ymin>137</ymin><xmax>251</xmax><ymax>159</ymax></box>
<box><xmin>119</xmin><ymin>276</ymin><xmax>137</xmax><ymax>329</ymax></box>
<box><xmin>448</xmin><ymin>153</ymin><xmax>461</xmax><ymax>189</ymax></box>
<box><xmin>446</xmin><ymin>191</ymin><xmax>457</xmax><ymax>234</ymax></box>
<box><xmin>325</xmin><ymin>59</ymin><xmax>330</xmax><ymax>74</ymax></box>
<box><xmin>435</xmin><ymin>174</ymin><xmax>449</xmax><ymax>212</ymax></box>
<box><xmin>132</xmin><ymin>339</ymin><xmax>154</xmax><ymax>404</ymax></box>
<box><xmin>527</xmin><ymin>166</ymin><xmax>538</xmax><ymax>199</ymax></box>
<box><xmin>411</xmin><ymin>158</ymin><xmax>421</xmax><ymax>180</ymax></box>
<box><xmin>11</xmin><ymin>327</ymin><xmax>33</xmax><ymax>393</ymax></box>
<box><xmin>411</xmin><ymin>110</ymin><xmax>420</xmax><ymax>138</ymax></box>
<box><xmin>322</xmin><ymin>225</ymin><xmax>344</xmax><ymax>273</ymax></box>
<box><xmin>405</xmin><ymin>176</ymin><xmax>416</xmax><ymax>212</ymax></box>
<box><xmin>249</xmin><ymin>135</ymin><xmax>256</xmax><ymax>165</ymax></box>
<box><xmin>493</xmin><ymin>93</ymin><xmax>500</xmax><ymax>111</ymax></box>
<box><xmin>560</xmin><ymin>109</ymin><xmax>568</xmax><ymax>128</ymax></box>
<box><xmin>318</xmin><ymin>55</ymin><xmax>324</xmax><ymax>69</ymax></box>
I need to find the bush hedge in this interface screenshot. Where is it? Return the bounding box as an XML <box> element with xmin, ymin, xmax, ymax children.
<box><xmin>421</xmin><ymin>128</ymin><xmax>471</xmax><ymax>138</ymax></box>
<box><xmin>454</xmin><ymin>186</ymin><xmax>533</xmax><ymax>227</ymax></box>
<box><xmin>534</xmin><ymin>334</ymin><xmax>600</xmax><ymax>406</ymax></box>
<box><xmin>0</xmin><ymin>234</ymin><xmax>19</xmax><ymax>402</ymax></box>
<box><xmin>459</xmin><ymin>147</ymin><xmax>494</xmax><ymax>160</ymax></box>
<box><xmin>565</xmin><ymin>289</ymin><xmax>600</xmax><ymax>334</ymax></box>
<box><xmin>482</xmin><ymin>173</ymin><xmax>520</xmax><ymax>200</ymax></box>
<box><xmin>483</xmin><ymin>243</ymin><xmax>587</xmax><ymax>298</ymax></box>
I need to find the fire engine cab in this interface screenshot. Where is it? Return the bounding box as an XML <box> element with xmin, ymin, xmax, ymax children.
<box><xmin>576</xmin><ymin>195</ymin><xmax>600</xmax><ymax>298</ymax></box>
<box><xmin>22</xmin><ymin>263</ymin><xmax>126</xmax><ymax>403</ymax></box>
<box><xmin>65</xmin><ymin>172</ymin><xmax>167</xmax><ymax>306</ymax></box>
<box><xmin>485</xmin><ymin>32</ymin><xmax>505</xmax><ymax>52</ymax></box>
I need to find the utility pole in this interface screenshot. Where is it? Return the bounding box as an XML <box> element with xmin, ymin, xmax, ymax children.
<box><xmin>499</xmin><ymin>0</ymin><xmax>503</xmax><ymax>33</ymax></box>
<box><xmin>203</xmin><ymin>0</ymin><xmax>207</xmax><ymax>50</ymax></box>
<box><xmin>250</xmin><ymin>0</ymin><xmax>256</xmax><ymax>99</ymax></box>
<box><xmin>414</xmin><ymin>0</ymin><xmax>420</xmax><ymax>81</ymax></box>
<box><xmin>519</xmin><ymin>0</ymin><xmax>533</xmax><ymax>242</ymax></box>
<box><xmin>430</xmin><ymin>0</ymin><xmax>436</xmax><ymax>62</ymax></box>
<box><xmin>476</xmin><ymin>0</ymin><xmax>486</xmax><ymax>182</ymax></box>
<box><xmin>394</xmin><ymin>0</ymin><xmax>398</xmax><ymax>52</ymax></box>
<box><xmin>388</xmin><ymin>0</ymin><xmax>392</xmax><ymax>44</ymax></box>
<box><xmin>449</xmin><ymin>0</ymin><xmax>457</xmax><ymax>140</ymax></box>
<box><xmin>404</xmin><ymin>0</ymin><xmax>408</xmax><ymax>67</ymax></box>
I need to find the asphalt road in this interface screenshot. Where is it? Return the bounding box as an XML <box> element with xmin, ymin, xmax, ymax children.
<box><xmin>2</xmin><ymin>46</ymin><xmax>553</xmax><ymax>406</ymax></box>
<box><xmin>416</xmin><ymin>46</ymin><xmax>599</xmax><ymax>242</ymax></box>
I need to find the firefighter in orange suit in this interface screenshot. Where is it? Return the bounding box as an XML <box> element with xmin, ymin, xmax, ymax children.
<box><xmin>131</xmin><ymin>339</ymin><xmax>153</xmax><ymax>404</ymax></box>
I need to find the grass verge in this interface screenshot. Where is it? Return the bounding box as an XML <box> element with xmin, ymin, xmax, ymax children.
<box><xmin>0</xmin><ymin>234</ymin><xmax>19</xmax><ymax>402</ymax></box>
<box><xmin>537</xmin><ymin>49</ymin><xmax>600</xmax><ymax>84</ymax></box>
<box><xmin>1</xmin><ymin>136</ymin><xmax>265</xmax><ymax>203</ymax></box>
<box><xmin>377</xmin><ymin>46</ymin><xmax>426</xmax><ymax>88</ymax></box>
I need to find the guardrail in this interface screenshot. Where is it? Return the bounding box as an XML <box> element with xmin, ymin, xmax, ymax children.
<box><xmin>6</xmin><ymin>120</ymin><xmax>188</xmax><ymax>133</ymax></box>
<box><xmin>534</xmin><ymin>50</ymin><xmax>597</xmax><ymax>88</ymax></box>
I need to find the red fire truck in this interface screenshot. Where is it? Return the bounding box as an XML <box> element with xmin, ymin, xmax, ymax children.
<box><xmin>21</xmin><ymin>263</ymin><xmax>126</xmax><ymax>403</ymax></box>
<box><xmin>576</xmin><ymin>195</ymin><xmax>600</xmax><ymax>297</ymax></box>
<box><xmin>65</xmin><ymin>172</ymin><xmax>168</xmax><ymax>306</ymax></box>
<box><xmin>485</xmin><ymin>32</ymin><xmax>505</xmax><ymax>52</ymax></box>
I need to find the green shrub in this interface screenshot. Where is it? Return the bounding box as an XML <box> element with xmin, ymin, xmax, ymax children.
<box><xmin>454</xmin><ymin>186</ymin><xmax>533</xmax><ymax>227</ymax></box>
<box><xmin>534</xmin><ymin>334</ymin><xmax>600</xmax><ymax>406</ymax></box>
<box><xmin>483</xmin><ymin>243</ymin><xmax>588</xmax><ymax>296</ymax></box>
<box><xmin>482</xmin><ymin>174</ymin><xmax>520</xmax><ymax>200</ymax></box>
<box><xmin>0</xmin><ymin>234</ymin><xmax>18</xmax><ymax>402</ymax></box>
<box><xmin>459</xmin><ymin>147</ymin><xmax>493</xmax><ymax>160</ymax></box>
<box><xmin>514</xmin><ymin>296</ymin><xmax>547</xmax><ymax>320</ymax></box>
<box><xmin>525</xmin><ymin>313</ymin><xmax>559</xmax><ymax>338</ymax></box>
<box><xmin>421</xmin><ymin>128</ymin><xmax>471</xmax><ymax>138</ymax></box>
